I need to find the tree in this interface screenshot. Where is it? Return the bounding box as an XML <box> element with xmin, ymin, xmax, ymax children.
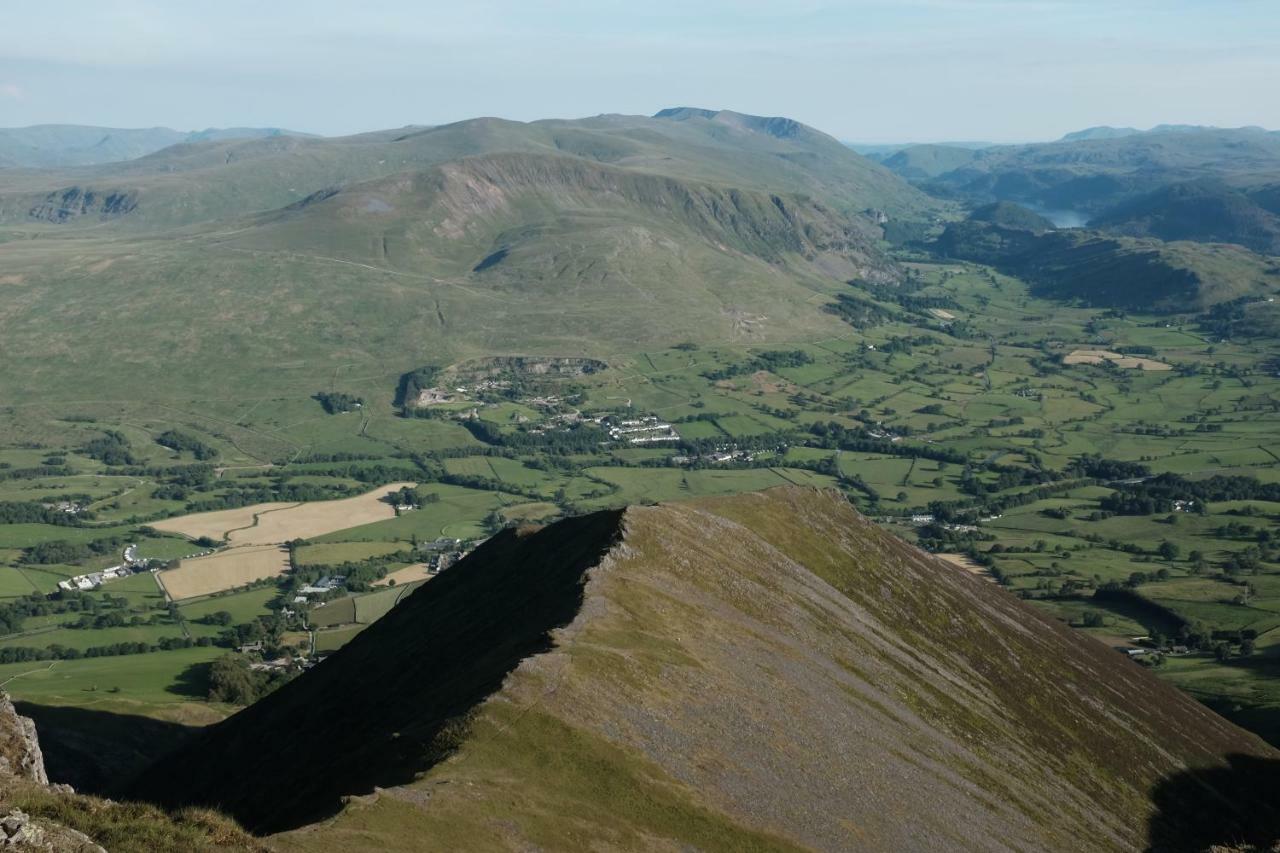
<box><xmin>1214</xmin><ymin>642</ymin><xmax>1232</xmax><ymax>663</ymax></box>
<box><xmin>207</xmin><ymin>654</ymin><xmax>261</xmax><ymax>704</ymax></box>
<box><xmin>1158</xmin><ymin>540</ymin><xmax>1181</xmax><ymax>561</ymax></box>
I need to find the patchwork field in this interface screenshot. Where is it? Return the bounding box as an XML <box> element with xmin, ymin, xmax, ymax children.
<box><xmin>3</xmin><ymin>256</ymin><xmax>1280</xmax><ymax>751</ymax></box>
<box><xmin>1062</xmin><ymin>349</ymin><xmax>1171</xmax><ymax>370</ymax></box>
<box><xmin>158</xmin><ymin>545</ymin><xmax>291</xmax><ymax>601</ymax></box>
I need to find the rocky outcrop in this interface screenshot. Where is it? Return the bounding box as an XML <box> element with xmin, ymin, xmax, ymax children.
<box><xmin>0</xmin><ymin>693</ymin><xmax>109</xmax><ymax>851</ymax></box>
<box><xmin>27</xmin><ymin>187</ymin><xmax>138</xmax><ymax>223</ymax></box>
<box><xmin>0</xmin><ymin>809</ymin><xmax>105</xmax><ymax>852</ymax></box>
<box><xmin>0</xmin><ymin>694</ymin><xmax>46</xmax><ymax>786</ymax></box>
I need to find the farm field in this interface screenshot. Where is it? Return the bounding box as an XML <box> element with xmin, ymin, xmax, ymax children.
<box><xmin>375</xmin><ymin>565</ymin><xmax>433</xmax><ymax>587</ymax></box>
<box><xmin>158</xmin><ymin>545</ymin><xmax>290</xmax><ymax>601</ymax></box>
<box><xmin>151</xmin><ymin>503</ymin><xmax>296</xmax><ymax>541</ymax></box>
<box><xmin>0</xmin><ymin>646</ymin><xmax>230</xmax><ymax>721</ymax></box>
<box><xmin>226</xmin><ymin>483</ymin><xmax>414</xmax><ymax>545</ymax></box>
<box><xmin>151</xmin><ymin>483</ymin><xmax>414</xmax><ymax>546</ymax></box>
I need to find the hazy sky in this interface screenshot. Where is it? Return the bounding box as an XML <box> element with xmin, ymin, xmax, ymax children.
<box><xmin>1</xmin><ymin>0</ymin><xmax>1277</xmax><ymax>143</ymax></box>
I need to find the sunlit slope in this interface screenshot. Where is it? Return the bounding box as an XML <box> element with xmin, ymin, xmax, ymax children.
<box><xmin>0</xmin><ymin>153</ymin><xmax>869</xmax><ymax>401</ymax></box>
<box><xmin>132</xmin><ymin>488</ymin><xmax>1276</xmax><ymax>851</ymax></box>
<box><xmin>0</xmin><ymin>109</ymin><xmax>935</xmax><ymax>230</ymax></box>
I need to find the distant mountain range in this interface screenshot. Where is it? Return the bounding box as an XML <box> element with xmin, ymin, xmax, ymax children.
<box><xmin>0</xmin><ymin>124</ymin><xmax>315</xmax><ymax>168</ymax></box>
<box><xmin>863</xmin><ymin>125</ymin><xmax>1280</xmax><ymax>253</ymax></box>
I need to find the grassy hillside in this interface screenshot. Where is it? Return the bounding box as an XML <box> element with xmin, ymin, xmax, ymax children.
<box><xmin>880</xmin><ymin>143</ymin><xmax>981</xmax><ymax>180</ymax></box>
<box><xmin>128</xmin><ymin>488</ymin><xmax>1277</xmax><ymax>851</ymax></box>
<box><xmin>967</xmin><ymin>200</ymin><xmax>1055</xmax><ymax>231</ymax></box>
<box><xmin>0</xmin><ymin>109</ymin><xmax>935</xmax><ymax>231</ymax></box>
<box><xmin>935</xmin><ymin>220</ymin><xmax>1280</xmax><ymax>311</ymax></box>
<box><xmin>1092</xmin><ymin>180</ymin><xmax>1280</xmax><ymax>254</ymax></box>
<box><xmin>0</xmin><ymin>108</ymin><xmax>931</xmax><ymax>405</ymax></box>
<box><xmin>0</xmin><ymin>151</ymin><xmax>879</xmax><ymax>402</ymax></box>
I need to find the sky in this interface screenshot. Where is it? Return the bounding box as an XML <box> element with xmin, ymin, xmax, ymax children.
<box><xmin>0</xmin><ymin>0</ymin><xmax>1277</xmax><ymax>143</ymax></box>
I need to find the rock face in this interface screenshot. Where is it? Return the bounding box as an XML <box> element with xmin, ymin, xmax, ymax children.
<box><xmin>0</xmin><ymin>694</ymin><xmax>46</xmax><ymax>786</ymax></box>
<box><xmin>27</xmin><ymin>187</ymin><xmax>138</xmax><ymax>223</ymax></box>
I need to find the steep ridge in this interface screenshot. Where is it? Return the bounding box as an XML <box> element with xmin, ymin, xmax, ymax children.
<box><xmin>131</xmin><ymin>488</ymin><xmax>1278</xmax><ymax>851</ymax></box>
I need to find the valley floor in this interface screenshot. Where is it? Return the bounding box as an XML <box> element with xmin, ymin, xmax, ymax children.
<box><xmin>2</xmin><ymin>257</ymin><xmax>1280</xmax><ymax>771</ymax></box>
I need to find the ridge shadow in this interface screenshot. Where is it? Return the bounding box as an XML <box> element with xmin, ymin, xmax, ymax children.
<box><xmin>1147</xmin><ymin>753</ymin><xmax>1280</xmax><ymax>852</ymax></box>
<box><xmin>127</xmin><ymin>509</ymin><xmax>624</xmax><ymax>834</ymax></box>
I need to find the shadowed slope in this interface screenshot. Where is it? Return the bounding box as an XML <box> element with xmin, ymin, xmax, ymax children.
<box><xmin>132</xmin><ymin>488</ymin><xmax>1277</xmax><ymax>851</ymax></box>
<box><xmin>130</xmin><ymin>510</ymin><xmax>624</xmax><ymax>833</ymax></box>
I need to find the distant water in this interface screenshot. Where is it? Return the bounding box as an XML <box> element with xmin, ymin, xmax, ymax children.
<box><xmin>1022</xmin><ymin>202</ymin><xmax>1090</xmax><ymax>229</ymax></box>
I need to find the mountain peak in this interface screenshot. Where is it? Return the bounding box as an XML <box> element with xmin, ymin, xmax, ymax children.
<box><xmin>654</xmin><ymin>107</ymin><xmax>812</xmax><ymax>141</ymax></box>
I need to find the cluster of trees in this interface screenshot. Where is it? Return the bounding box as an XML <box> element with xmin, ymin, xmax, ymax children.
<box><xmin>0</xmin><ymin>501</ymin><xmax>91</xmax><ymax>526</ymax></box>
<box><xmin>287</xmin><ymin>547</ymin><xmax>417</xmax><ymax>593</ymax></box>
<box><xmin>156</xmin><ymin>429</ymin><xmax>218</xmax><ymax>460</ymax></box>
<box><xmin>395</xmin><ymin>365</ymin><xmax>441</xmax><ymax>412</ymax></box>
<box><xmin>183</xmin><ymin>480</ymin><xmax>363</xmax><ymax>514</ymax></box>
<box><xmin>459</xmin><ymin>420</ymin><xmax>609</xmax><ymax>454</ymax></box>
<box><xmin>0</xmin><ymin>590</ymin><xmax>117</xmax><ymax>636</ymax></box>
<box><xmin>314</xmin><ymin>392</ymin><xmax>363</xmax><ymax>414</ymax></box>
<box><xmin>81</xmin><ymin>431</ymin><xmax>139</xmax><ymax>465</ymax></box>
<box><xmin>206</xmin><ymin>653</ymin><xmax>296</xmax><ymax>705</ymax></box>
<box><xmin>958</xmin><ymin>464</ymin><xmax>1056</xmax><ymax>497</ymax></box>
<box><xmin>0</xmin><ymin>636</ymin><xmax>204</xmax><ymax>664</ymax></box>
<box><xmin>807</xmin><ymin>421</ymin><xmax>968</xmax><ymax>466</ymax></box>
<box><xmin>824</xmin><ymin>293</ymin><xmax>896</xmax><ymax>329</ymax></box>
<box><xmin>1066</xmin><ymin>455</ymin><xmax>1150</xmax><ymax>481</ymax></box>
<box><xmin>0</xmin><ymin>464</ymin><xmax>75</xmax><ymax>483</ymax></box>
<box><xmin>389</xmin><ymin>485</ymin><xmax>441</xmax><ymax>508</ymax></box>
<box><xmin>702</xmin><ymin>349</ymin><xmax>814</xmax><ymax>382</ymax></box>
<box><xmin>23</xmin><ymin>534</ymin><xmax>126</xmax><ymax>566</ymax></box>
<box><xmin>290</xmin><ymin>463</ymin><xmax>422</xmax><ymax>485</ymax></box>
<box><xmin>1101</xmin><ymin>473</ymin><xmax>1280</xmax><ymax>516</ymax></box>
<box><xmin>854</xmin><ymin>279</ymin><xmax>959</xmax><ymax>315</ymax></box>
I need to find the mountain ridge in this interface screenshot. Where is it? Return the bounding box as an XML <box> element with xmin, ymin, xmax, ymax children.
<box><xmin>0</xmin><ymin>125</ymin><xmax>313</xmax><ymax>169</ymax></box>
<box><xmin>128</xmin><ymin>487</ymin><xmax>1279</xmax><ymax>852</ymax></box>
<box><xmin>0</xmin><ymin>109</ymin><xmax>936</xmax><ymax>230</ymax></box>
